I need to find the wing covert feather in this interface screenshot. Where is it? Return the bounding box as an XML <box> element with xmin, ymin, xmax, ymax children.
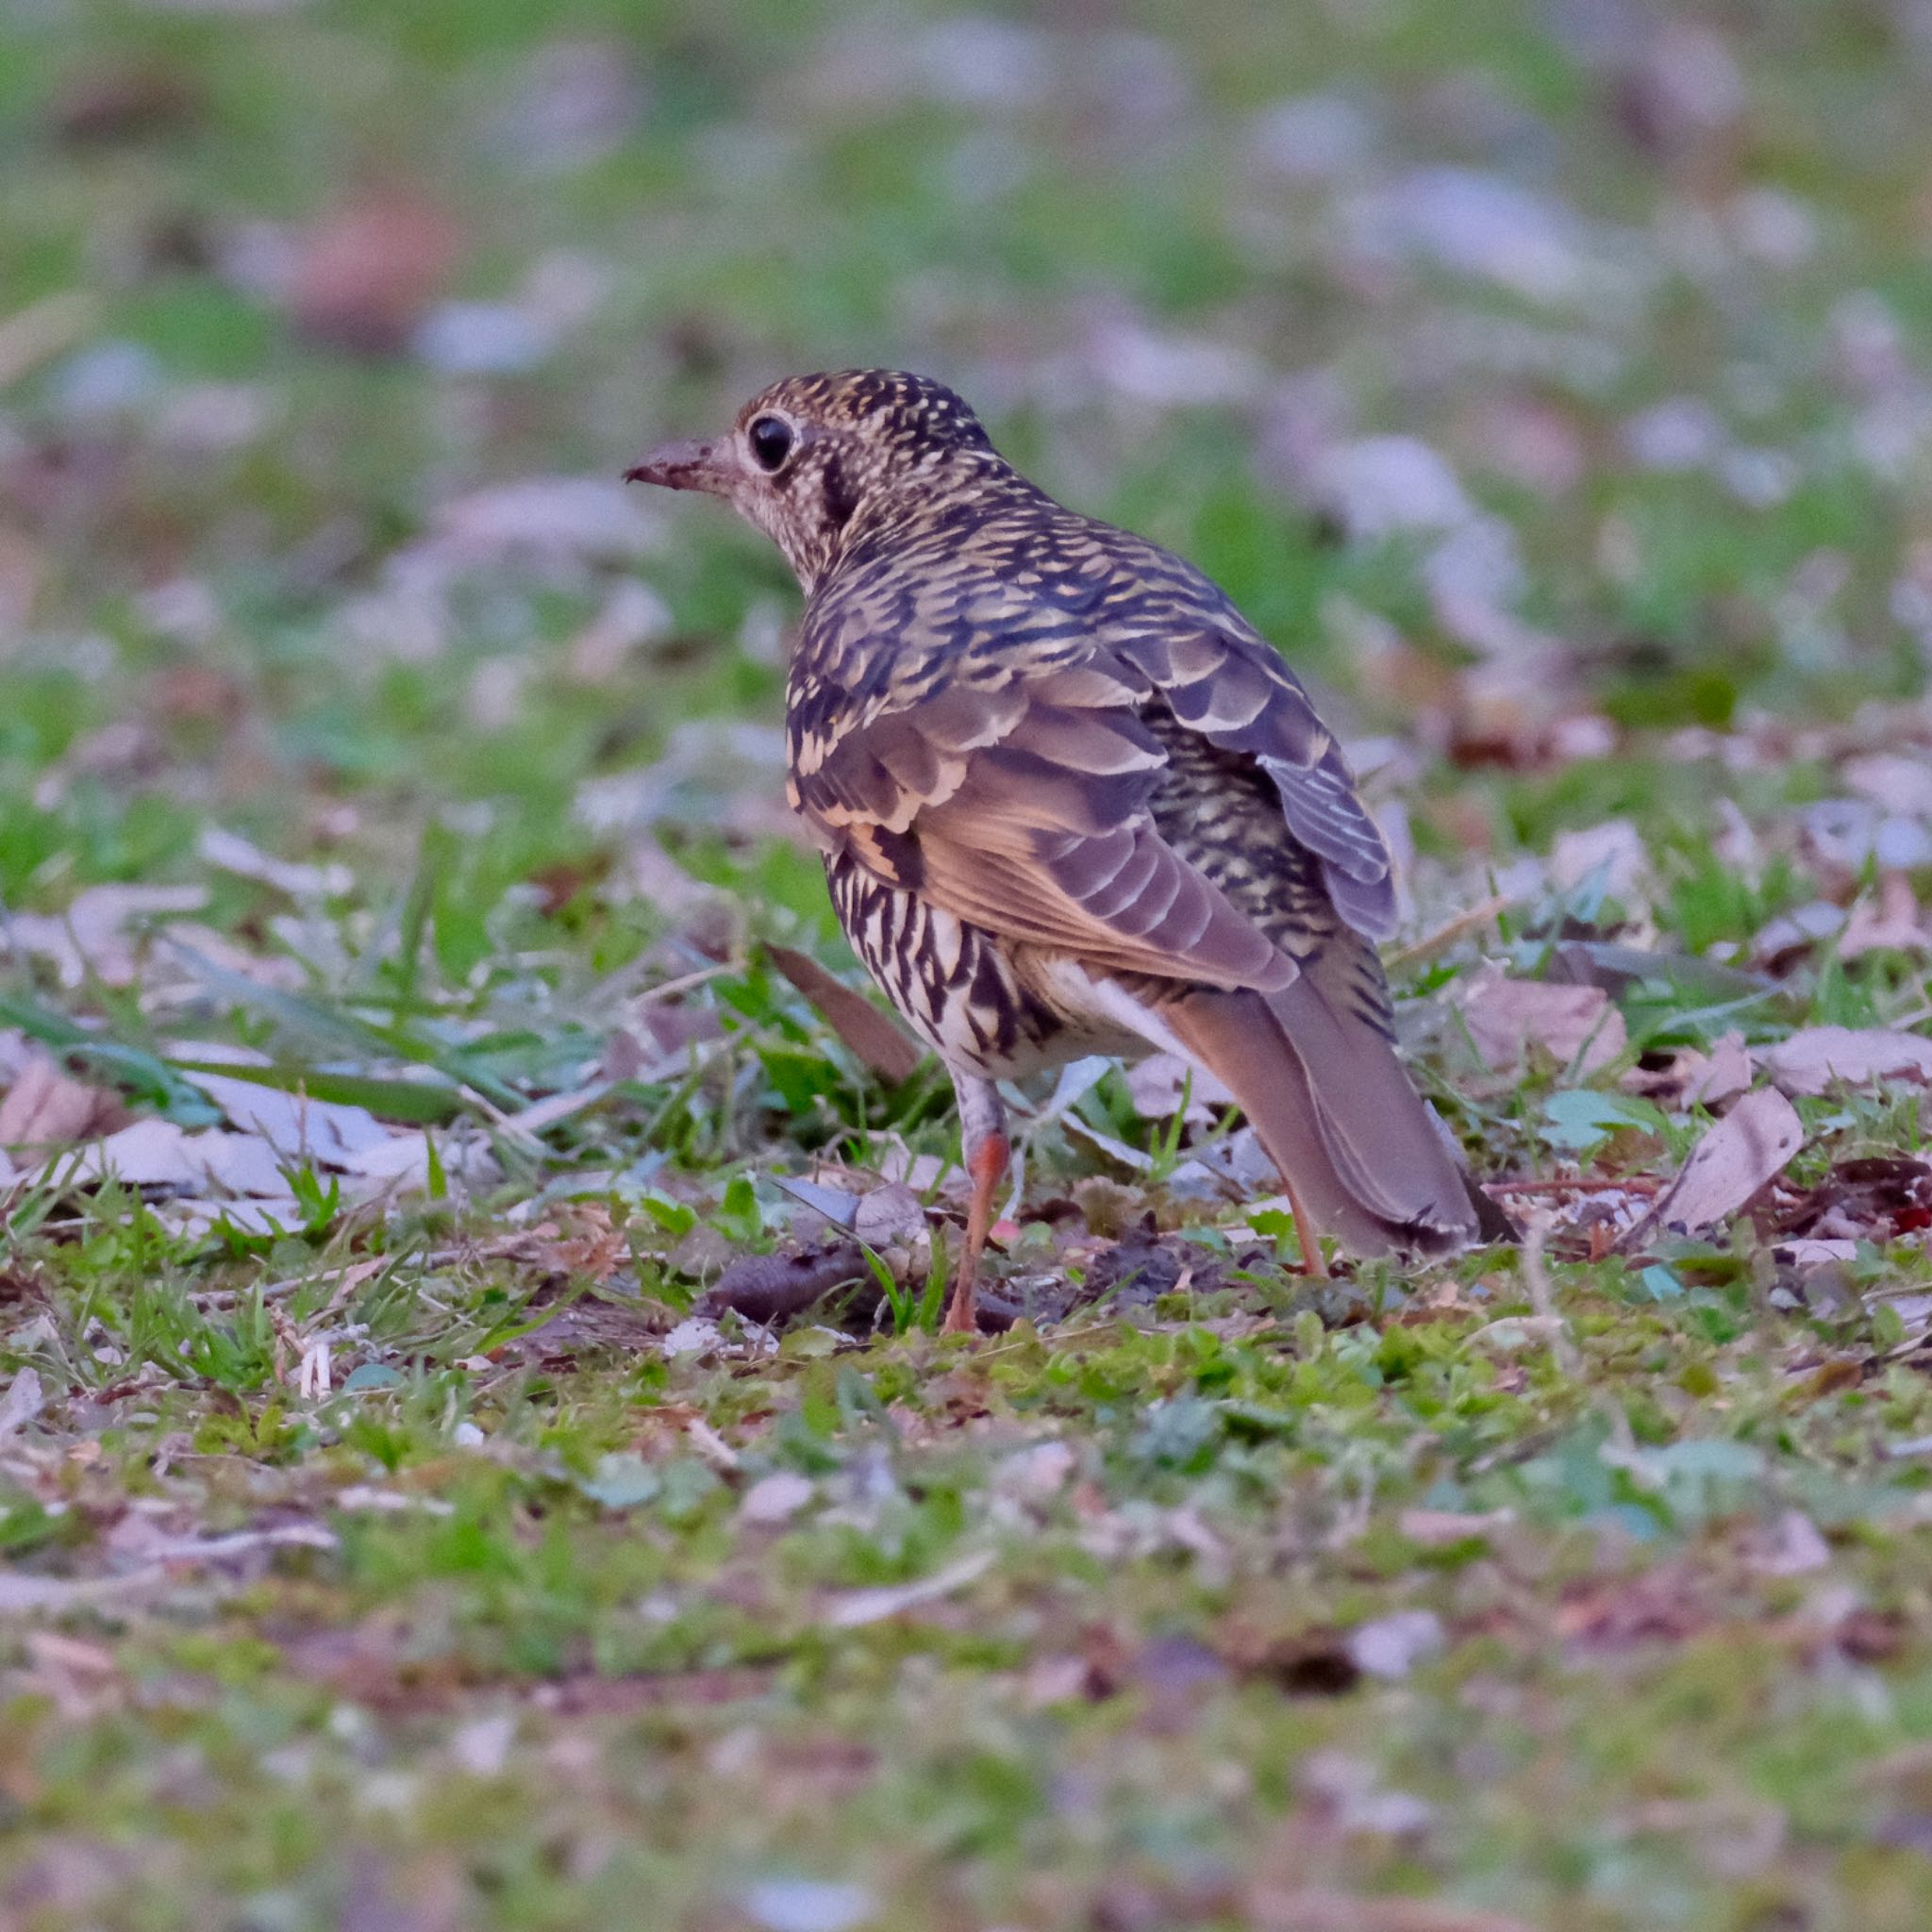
<box><xmin>789</xmin><ymin>575</ymin><xmax>1398</xmax><ymax>983</ymax></box>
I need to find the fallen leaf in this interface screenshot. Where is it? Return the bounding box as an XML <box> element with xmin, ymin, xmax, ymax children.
<box><xmin>1801</xmin><ymin>799</ymin><xmax>1932</xmax><ymax>876</ymax></box>
<box><xmin>767</xmin><ymin>943</ymin><xmax>924</xmax><ymax>1084</ymax></box>
<box><xmin>1398</xmin><ymin>1507</ymin><xmax>1514</xmax><ymax>1546</ymax></box>
<box><xmin>0</xmin><ymin>1050</ymin><xmax>127</xmax><ymax>1150</ymax></box>
<box><xmin>738</xmin><ymin>1879</ymin><xmax>876</xmax><ymax>1932</ymax></box>
<box><xmin>1843</xmin><ymin>752</ymin><xmax>1932</xmax><ymax>817</ymax></box>
<box><xmin>740</xmin><ymin>1472</ymin><xmax>815</xmax><ymax>1524</ymax></box>
<box><xmin>187</xmin><ymin>1070</ymin><xmax>390</xmax><ymax>1165</ymax></box>
<box><xmin>1684</xmin><ymin>1030</ymin><xmax>1754</xmax><ymax>1108</ymax></box>
<box><xmin>1839</xmin><ymin>875</ymin><xmax>1929</xmax><ymax>958</ymax></box>
<box><xmin>1549</xmin><ymin>818</ymin><xmax>1648</xmax><ymax>898</ymax></box>
<box><xmin>1124</xmin><ymin>1051</ymin><xmax>1233</xmax><ymax>1124</ymax></box>
<box><xmin>288</xmin><ymin>194</ymin><xmax>463</xmax><ymax>354</ymax></box>
<box><xmin>1742</xmin><ymin>1510</ymin><xmax>1831</xmax><ymax>1577</ymax></box>
<box><xmin>0</xmin><ymin>1524</ymin><xmax>336</xmax><ymax>1619</ymax></box>
<box><xmin>1642</xmin><ymin>1089</ymin><xmax>1804</xmax><ymax>1238</ymax></box>
<box><xmin>1764</xmin><ymin>1026</ymin><xmax>1932</xmax><ymax>1096</ymax></box>
<box><xmin>697</xmin><ymin>1242</ymin><xmax>873</xmax><ymax>1326</ymax></box>
<box><xmin>429</xmin><ymin>475</ymin><xmax>659</xmax><ymax>572</ymax></box>
<box><xmin>1775</xmin><ymin>1237</ymin><xmax>1859</xmax><ymax>1269</ymax></box>
<box><xmin>447</xmin><ymin>1712</ymin><xmax>517</xmax><ymax>1778</ymax></box>
<box><xmin>850</xmin><ymin>1181</ymin><xmax>927</xmax><ymax>1252</ymax></box>
<box><xmin>1347</xmin><ymin>1609</ymin><xmax>1445</xmax><ymax>1680</ymax></box>
<box><xmin>1456</xmin><ymin>966</ymin><xmax>1627</xmax><ymax>1075</ymax></box>
<box><xmin>1</xmin><ymin>883</ymin><xmax>208</xmax><ymax>987</ymax></box>
<box><xmin>45</xmin><ymin>1117</ymin><xmax>288</xmax><ymax>1195</ymax></box>
<box><xmin>1341</xmin><ymin>165</ymin><xmax>1611</xmax><ymax>308</ymax></box>
<box><xmin>154</xmin><ymin>1198</ymin><xmax>303</xmax><ymax>1240</ymax></box>
<box><xmin>1300</xmin><ymin>1748</ymin><xmax>1435</xmax><ymax>1835</ymax></box>
<box><xmin>0</xmin><ymin>1366</ymin><xmax>43</xmax><ymax>1440</ymax></box>
<box><xmin>1778</xmin><ymin>1156</ymin><xmax>1932</xmax><ymax>1241</ymax></box>
<box><xmin>1751</xmin><ymin>898</ymin><xmax>1845</xmax><ymax>967</ymax></box>
<box><xmin>341</xmin><ymin>1131</ymin><xmax>495</xmax><ymax>1196</ymax></box>
<box><xmin>662</xmin><ymin>1316</ymin><xmax>727</xmax><ymax>1357</ymax></box>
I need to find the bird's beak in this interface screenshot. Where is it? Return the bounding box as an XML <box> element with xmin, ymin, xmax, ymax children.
<box><xmin>624</xmin><ymin>437</ymin><xmax>732</xmax><ymax>494</ymax></box>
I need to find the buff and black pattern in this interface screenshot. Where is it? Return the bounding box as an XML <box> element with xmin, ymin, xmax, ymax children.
<box><xmin>631</xmin><ymin>369</ymin><xmax>1489</xmax><ymax>1279</ymax></box>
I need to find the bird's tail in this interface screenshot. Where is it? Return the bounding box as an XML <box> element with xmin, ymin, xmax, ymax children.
<box><xmin>1164</xmin><ymin>974</ymin><xmax>1485</xmax><ymax>1258</ymax></box>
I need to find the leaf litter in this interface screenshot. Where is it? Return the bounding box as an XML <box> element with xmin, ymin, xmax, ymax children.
<box><xmin>6</xmin><ymin>5</ymin><xmax>1932</xmax><ymax>1928</ymax></box>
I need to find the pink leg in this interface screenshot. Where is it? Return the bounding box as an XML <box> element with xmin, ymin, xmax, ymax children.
<box><xmin>1284</xmin><ymin>1176</ymin><xmax>1329</xmax><ymax>1280</ymax></box>
<box><xmin>943</xmin><ymin>1073</ymin><xmax>1008</xmax><ymax>1336</ymax></box>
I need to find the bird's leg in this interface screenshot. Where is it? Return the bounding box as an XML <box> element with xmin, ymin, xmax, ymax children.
<box><xmin>1283</xmin><ymin>1175</ymin><xmax>1330</xmax><ymax>1281</ymax></box>
<box><xmin>943</xmin><ymin>1073</ymin><xmax>1008</xmax><ymax>1336</ymax></box>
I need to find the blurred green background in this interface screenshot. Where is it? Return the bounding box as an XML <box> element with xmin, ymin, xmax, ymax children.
<box><xmin>3</xmin><ymin>0</ymin><xmax>1929</xmax><ymax>932</ymax></box>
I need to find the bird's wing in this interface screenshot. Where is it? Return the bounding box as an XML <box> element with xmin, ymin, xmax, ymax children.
<box><xmin>791</xmin><ymin>652</ymin><xmax>1294</xmax><ymax>991</ymax></box>
<box><xmin>790</xmin><ymin>574</ymin><xmax>1395</xmax><ymax>988</ymax></box>
<box><xmin>1112</xmin><ymin>625</ymin><xmax>1398</xmax><ymax>941</ymax></box>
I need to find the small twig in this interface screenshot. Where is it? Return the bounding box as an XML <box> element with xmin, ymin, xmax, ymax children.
<box><xmin>1386</xmin><ymin>893</ymin><xmax>1512</xmax><ymax>973</ymax></box>
<box><xmin>631</xmin><ymin>962</ymin><xmax>732</xmax><ymax>1008</ymax></box>
<box><xmin>1519</xmin><ymin>1208</ymin><xmax>1581</xmax><ymax>1379</ymax></box>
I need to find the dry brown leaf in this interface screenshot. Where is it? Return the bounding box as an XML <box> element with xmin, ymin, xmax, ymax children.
<box><xmin>697</xmin><ymin>1242</ymin><xmax>873</xmax><ymax>1326</ymax></box>
<box><xmin>188</xmin><ymin>1071</ymin><xmax>390</xmax><ymax>1165</ymax></box>
<box><xmin>1549</xmin><ymin>817</ymin><xmax>1647</xmax><ymax>898</ymax></box>
<box><xmin>1843</xmin><ymin>752</ymin><xmax>1932</xmax><ymax>817</ymax></box>
<box><xmin>1764</xmin><ymin>1026</ymin><xmax>1932</xmax><ymax>1096</ymax></box>
<box><xmin>1751</xmin><ymin>899</ymin><xmax>1844</xmax><ymax>967</ymax></box>
<box><xmin>767</xmin><ymin>942</ymin><xmax>924</xmax><ymax>1084</ymax></box>
<box><xmin>1124</xmin><ymin>1051</ymin><xmax>1234</xmax><ymax>1124</ymax></box>
<box><xmin>1839</xmin><ymin>875</ymin><xmax>1929</xmax><ymax>958</ymax></box>
<box><xmin>1397</xmin><ymin>1507</ymin><xmax>1514</xmax><ymax>1546</ymax></box>
<box><xmin>851</xmin><ymin>1181</ymin><xmax>928</xmax><ymax>1252</ymax></box>
<box><xmin>0</xmin><ymin>1366</ymin><xmax>43</xmax><ymax>1440</ymax></box>
<box><xmin>341</xmin><ymin>1130</ymin><xmax>496</xmax><ymax>1196</ymax></box>
<box><xmin>47</xmin><ymin>1118</ymin><xmax>287</xmax><ymax>1195</ymax></box>
<box><xmin>53</xmin><ymin>61</ymin><xmax>201</xmax><ymax>143</ymax></box>
<box><xmin>1777</xmin><ymin>1155</ymin><xmax>1932</xmax><ymax>1241</ymax></box>
<box><xmin>197</xmin><ymin>824</ymin><xmax>353</xmax><ymax>900</ymax></box>
<box><xmin>288</xmin><ymin>194</ymin><xmax>463</xmax><ymax>354</ymax></box>
<box><xmin>0</xmin><ymin>1051</ymin><xmax>126</xmax><ymax>1151</ymax></box>
<box><xmin>1625</xmin><ymin>1030</ymin><xmax>1756</xmax><ymax>1109</ymax></box>
<box><xmin>1684</xmin><ymin>1029</ymin><xmax>1754</xmax><ymax>1108</ymax></box>
<box><xmin>1642</xmin><ymin>1088</ymin><xmax>1804</xmax><ymax>1238</ymax></box>
<box><xmin>2</xmin><ymin>883</ymin><xmax>208</xmax><ymax>988</ymax></box>
<box><xmin>1456</xmin><ymin>965</ymin><xmax>1627</xmax><ymax>1075</ymax></box>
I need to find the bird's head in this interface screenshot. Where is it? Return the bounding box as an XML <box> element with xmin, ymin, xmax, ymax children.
<box><xmin>625</xmin><ymin>369</ymin><xmax>1005</xmax><ymax>589</ymax></box>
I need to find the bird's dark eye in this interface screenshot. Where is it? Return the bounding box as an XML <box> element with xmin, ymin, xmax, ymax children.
<box><xmin>748</xmin><ymin>414</ymin><xmax>793</xmax><ymax>472</ymax></box>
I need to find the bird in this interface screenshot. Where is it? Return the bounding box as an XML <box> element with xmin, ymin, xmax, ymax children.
<box><xmin>627</xmin><ymin>369</ymin><xmax>1494</xmax><ymax>1333</ymax></box>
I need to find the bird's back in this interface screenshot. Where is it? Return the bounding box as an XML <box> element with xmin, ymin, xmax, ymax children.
<box><xmin>793</xmin><ymin>489</ymin><xmax>1386</xmax><ymax>987</ymax></box>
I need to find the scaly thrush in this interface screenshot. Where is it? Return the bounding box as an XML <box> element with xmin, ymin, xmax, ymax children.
<box><xmin>629</xmin><ymin>370</ymin><xmax>1491</xmax><ymax>1332</ymax></box>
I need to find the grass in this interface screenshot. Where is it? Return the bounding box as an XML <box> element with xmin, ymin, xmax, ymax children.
<box><xmin>4</xmin><ymin>2</ymin><xmax>1932</xmax><ymax>1927</ymax></box>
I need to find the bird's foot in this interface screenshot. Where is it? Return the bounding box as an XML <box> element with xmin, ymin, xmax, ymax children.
<box><xmin>941</xmin><ymin>1126</ymin><xmax>1010</xmax><ymax>1336</ymax></box>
